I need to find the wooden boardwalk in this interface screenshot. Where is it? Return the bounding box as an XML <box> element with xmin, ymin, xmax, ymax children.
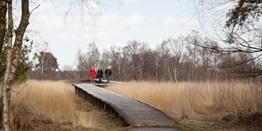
<box><xmin>74</xmin><ymin>83</ymin><xmax>179</xmax><ymax>131</ymax></box>
<box><xmin>79</xmin><ymin>79</ymin><xmax>121</xmax><ymax>88</ymax></box>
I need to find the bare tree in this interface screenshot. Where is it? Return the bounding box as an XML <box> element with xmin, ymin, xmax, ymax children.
<box><xmin>76</xmin><ymin>49</ymin><xmax>88</xmax><ymax>79</ymax></box>
<box><xmin>1</xmin><ymin>0</ymin><xmax>30</xmax><ymax>130</ymax></box>
<box><xmin>86</xmin><ymin>42</ymin><xmax>100</xmax><ymax>68</ymax></box>
<box><xmin>100</xmin><ymin>51</ymin><xmax>111</xmax><ymax>70</ymax></box>
<box><xmin>76</xmin><ymin>43</ymin><xmax>100</xmax><ymax>80</ymax></box>
<box><xmin>77</xmin><ymin>43</ymin><xmax>100</xmax><ymax>71</ymax></box>
<box><xmin>34</xmin><ymin>51</ymin><xmax>59</xmax><ymax>79</ymax></box>
<box><xmin>124</xmin><ymin>41</ymin><xmax>145</xmax><ymax>80</ymax></box>
<box><xmin>0</xmin><ymin>0</ymin><xmax>7</xmax><ymax>52</ymax></box>
<box><xmin>9</xmin><ymin>0</ymin><xmax>30</xmax><ymax>81</ymax></box>
<box><xmin>110</xmin><ymin>46</ymin><xmax>122</xmax><ymax>80</ymax></box>
<box><xmin>2</xmin><ymin>0</ymin><xmax>13</xmax><ymax>130</ymax></box>
<box><xmin>194</xmin><ymin>0</ymin><xmax>262</xmax><ymax>77</ymax></box>
<box><xmin>163</xmin><ymin>38</ymin><xmax>186</xmax><ymax>81</ymax></box>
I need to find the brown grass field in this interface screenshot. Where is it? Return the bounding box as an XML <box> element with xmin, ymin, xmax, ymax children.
<box><xmin>107</xmin><ymin>81</ymin><xmax>262</xmax><ymax>130</ymax></box>
<box><xmin>9</xmin><ymin>80</ymin><xmax>262</xmax><ymax>130</ymax></box>
<box><xmin>11</xmin><ymin>80</ymin><xmax>125</xmax><ymax>131</ymax></box>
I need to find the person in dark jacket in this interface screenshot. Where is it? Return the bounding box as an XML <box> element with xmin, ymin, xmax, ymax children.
<box><xmin>105</xmin><ymin>68</ymin><xmax>112</xmax><ymax>83</ymax></box>
<box><xmin>97</xmin><ymin>68</ymin><xmax>103</xmax><ymax>83</ymax></box>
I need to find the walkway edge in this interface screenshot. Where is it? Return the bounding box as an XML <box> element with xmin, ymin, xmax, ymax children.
<box><xmin>74</xmin><ymin>83</ymin><xmax>180</xmax><ymax>131</ymax></box>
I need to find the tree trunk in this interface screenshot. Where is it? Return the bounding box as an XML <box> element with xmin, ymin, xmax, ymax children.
<box><xmin>9</xmin><ymin>0</ymin><xmax>29</xmax><ymax>81</ymax></box>
<box><xmin>154</xmin><ymin>56</ymin><xmax>159</xmax><ymax>81</ymax></box>
<box><xmin>2</xmin><ymin>0</ymin><xmax>30</xmax><ymax>130</ymax></box>
<box><xmin>0</xmin><ymin>1</ymin><xmax>7</xmax><ymax>124</ymax></box>
<box><xmin>173</xmin><ymin>68</ymin><xmax>177</xmax><ymax>82</ymax></box>
<box><xmin>2</xmin><ymin>0</ymin><xmax>13</xmax><ymax>130</ymax></box>
<box><xmin>0</xmin><ymin>0</ymin><xmax>7</xmax><ymax>52</ymax></box>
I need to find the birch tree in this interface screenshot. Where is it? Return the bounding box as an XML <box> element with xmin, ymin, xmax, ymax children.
<box><xmin>1</xmin><ymin>0</ymin><xmax>30</xmax><ymax>130</ymax></box>
<box><xmin>0</xmin><ymin>0</ymin><xmax>7</xmax><ymax>53</ymax></box>
<box><xmin>2</xmin><ymin>0</ymin><xmax>13</xmax><ymax>130</ymax></box>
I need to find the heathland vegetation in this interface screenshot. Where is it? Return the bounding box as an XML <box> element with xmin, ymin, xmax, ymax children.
<box><xmin>11</xmin><ymin>80</ymin><xmax>125</xmax><ymax>130</ymax></box>
<box><xmin>108</xmin><ymin>81</ymin><xmax>262</xmax><ymax>130</ymax></box>
<box><xmin>0</xmin><ymin>0</ymin><xmax>261</xmax><ymax>130</ymax></box>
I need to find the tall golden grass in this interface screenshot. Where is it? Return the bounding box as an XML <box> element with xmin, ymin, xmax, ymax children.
<box><xmin>11</xmin><ymin>80</ymin><xmax>124</xmax><ymax>130</ymax></box>
<box><xmin>107</xmin><ymin>81</ymin><xmax>262</xmax><ymax>124</ymax></box>
<box><xmin>12</xmin><ymin>81</ymin><xmax>75</xmax><ymax>122</ymax></box>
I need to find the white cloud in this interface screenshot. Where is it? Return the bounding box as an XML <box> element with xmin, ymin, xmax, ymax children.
<box><xmin>118</xmin><ymin>0</ymin><xmax>138</xmax><ymax>5</ymax></box>
<box><xmin>95</xmin><ymin>13</ymin><xmax>144</xmax><ymax>32</ymax></box>
<box><xmin>127</xmin><ymin>14</ymin><xmax>144</xmax><ymax>25</ymax></box>
<box><xmin>93</xmin><ymin>13</ymin><xmax>145</xmax><ymax>48</ymax></box>
<box><xmin>27</xmin><ymin>0</ymin><xmax>146</xmax><ymax>67</ymax></box>
<box><xmin>163</xmin><ymin>16</ymin><xmax>197</xmax><ymax>28</ymax></box>
<box><xmin>163</xmin><ymin>16</ymin><xmax>184</xmax><ymax>27</ymax></box>
<box><xmin>28</xmin><ymin>1</ymin><xmax>96</xmax><ymax>68</ymax></box>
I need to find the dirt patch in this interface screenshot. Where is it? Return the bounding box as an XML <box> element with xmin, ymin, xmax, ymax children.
<box><xmin>222</xmin><ymin>112</ymin><xmax>262</xmax><ymax>126</ymax></box>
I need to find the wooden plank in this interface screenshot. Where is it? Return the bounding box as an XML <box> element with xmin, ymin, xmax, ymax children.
<box><xmin>129</xmin><ymin>127</ymin><xmax>179</xmax><ymax>131</ymax></box>
<box><xmin>79</xmin><ymin>79</ymin><xmax>121</xmax><ymax>84</ymax></box>
<box><xmin>74</xmin><ymin>83</ymin><xmax>179</xmax><ymax>130</ymax></box>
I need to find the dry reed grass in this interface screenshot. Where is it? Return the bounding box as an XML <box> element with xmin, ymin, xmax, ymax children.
<box><xmin>11</xmin><ymin>80</ymin><xmax>124</xmax><ymax>130</ymax></box>
<box><xmin>107</xmin><ymin>81</ymin><xmax>262</xmax><ymax>128</ymax></box>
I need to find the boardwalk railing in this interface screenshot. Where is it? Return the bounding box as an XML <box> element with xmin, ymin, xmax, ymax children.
<box><xmin>74</xmin><ymin>83</ymin><xmax>180</xmax><ymax>131</ymax></box>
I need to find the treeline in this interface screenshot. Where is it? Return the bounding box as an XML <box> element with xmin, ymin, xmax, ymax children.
<box><xmin>29</xmin><ymin>32</ymin><xmax>261</xmax><ymax>81</ymax></box>
<box><xmin>30</xmin><ymin>70</ymin><xmax>82</xmax><ymax>81</ymax></box>
<box><xmin>27</xmin><ymin>0</ymin><xmax>262</xmax><ymax>82</ymax></box>
<box><xmin>76</xmin><ymin>32</ymin><xmax>262</xmax><ymax>81</ymax></box>
<box><xmin>30</xmin><ymin>51</ymin><xmax>83</xmax><ymax>81</ymax></box>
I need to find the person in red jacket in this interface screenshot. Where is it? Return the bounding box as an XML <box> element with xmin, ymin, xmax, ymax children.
<box><xmin>89</xmin><ymin>66</ymin><xmax>96</xmax><ymax>83</ymax></box>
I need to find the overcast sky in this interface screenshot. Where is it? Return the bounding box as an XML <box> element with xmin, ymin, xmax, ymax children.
<box><xmin>26</xmin><ymin>0</ymin><xmax>233</xmax><ymax>69</ymax></box>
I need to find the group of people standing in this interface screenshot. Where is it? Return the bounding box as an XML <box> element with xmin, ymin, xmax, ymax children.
<box><xmin>89</xmin><ymin>66</ymin><xmax>112</xmax><ymax>83</ymax></box>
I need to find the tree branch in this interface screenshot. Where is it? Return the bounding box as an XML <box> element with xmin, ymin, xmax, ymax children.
<box><xmin>30</xmin><ymin>4</ymin><xmax>40</xmax><ymax>15</ymax></box>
